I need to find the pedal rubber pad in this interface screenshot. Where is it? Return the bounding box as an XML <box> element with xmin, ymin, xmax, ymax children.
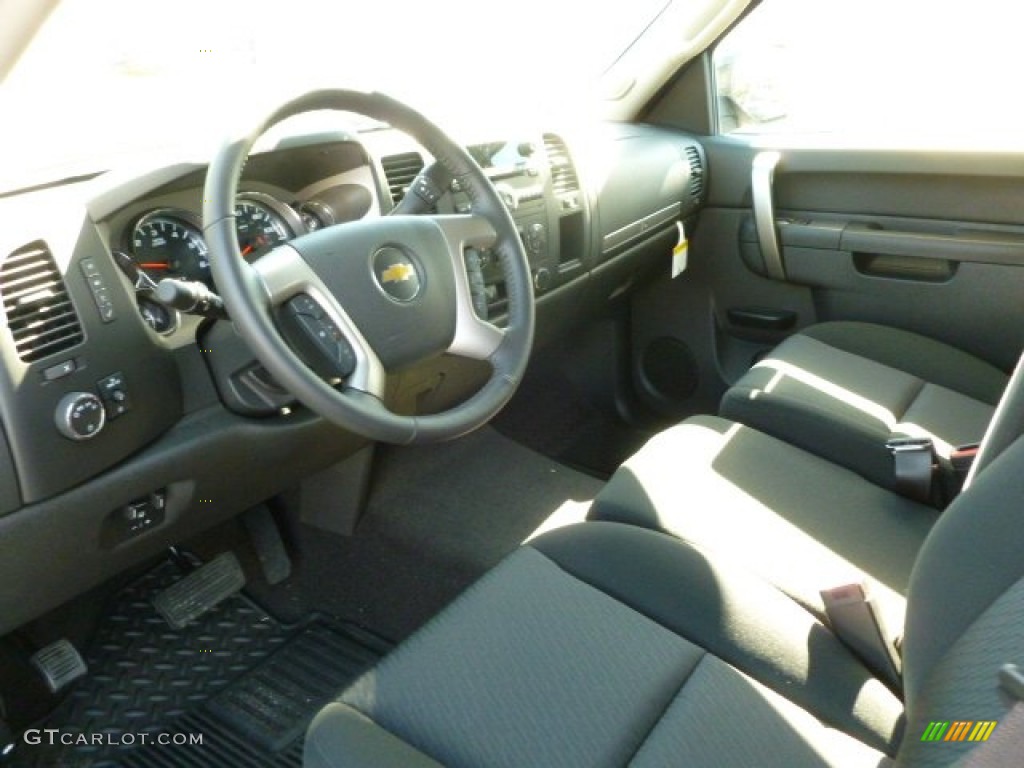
<box><xmin>153</xmin><ymin>552</ymin><xmax>245</xmax><ymax>629</ymax></box>
<box><xmin>243</xmin><ymin>505</ymin><xmax>292</xmax><ymax>585</ymax></box>
<box><xmin>31</xmin><ymin>638</ymin><xmax>88</xmax><ymax>693</ymax></box>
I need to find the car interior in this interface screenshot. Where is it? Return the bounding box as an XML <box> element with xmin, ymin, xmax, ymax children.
<box><xmin>2</xmin><ymin>0</ymin><xmax>1024</xmax><ymax>766</ymax></box>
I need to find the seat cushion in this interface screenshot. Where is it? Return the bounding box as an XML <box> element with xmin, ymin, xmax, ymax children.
<box><xmin>588</xmin><ymin>415</ymin><xmax>937</xmax><ymax>629</ymax></box>
<box><xmin>720</xmin><ymin>322</ymin><xmax>1006</xmax><ymax>493</ymax></box>
<box><xmin>306</xmin><ymin>523</ymin><xmax>902</xmax><ymax>768</ymax></box>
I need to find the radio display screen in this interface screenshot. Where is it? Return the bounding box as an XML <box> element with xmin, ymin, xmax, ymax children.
<box><xmin>467</xmin><ymin>141</ymin><xmax>530</xmax><ymax>171</ymax></box>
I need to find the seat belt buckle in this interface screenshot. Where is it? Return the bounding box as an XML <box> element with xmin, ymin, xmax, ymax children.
<box><xmin>821</xmin><ymin>582</ymin><xmax>902</xmax><ymax>690</ymax></box>
<box><xmin>951</xmin><ymin>443</ymin><xmax>981</xmax><ymax>474</ymax></box>
<box><xmin>886</xmin><ymin>437</ymin><xmax>935</xmax><ymax>504</ymax></box>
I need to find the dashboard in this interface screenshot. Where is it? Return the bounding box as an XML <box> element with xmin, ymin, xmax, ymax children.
<box><xmin>0</xmin><ymin>119</ymin><xmax>706</xmax><ymax>636</ymax></box>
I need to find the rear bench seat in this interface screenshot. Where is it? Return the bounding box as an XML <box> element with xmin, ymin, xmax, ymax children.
<box><xmin>720</xmin><ymin>321</ymin><xmax>1007</xmax><ymax>497</ymax></box>
<box><xmin>589</xmin><ymin>321</ymin><xmax>1008</xmax><ymax>629</ymax></box>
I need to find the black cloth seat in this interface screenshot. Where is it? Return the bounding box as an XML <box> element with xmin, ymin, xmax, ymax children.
<box><xmin>304</xmin><ymin>423</ymin><xmax>1024</xmax><ymax>766</ymax></box>
<box><xmin>720</xmin><ymin>321</ymin><xmax>1007</xmax><ymax>495</ymax></box>
<box><xmin>589</xmin><ymin>414</ymin><xmax>937</xmax><ymax>628</ymax></box>
<box><xmin>307</xmin><ymin>522</ymin><xmax>903</xmax><ymax>767</ymax></box>
<box><xmin>303</xmin><ymin>352</ymin><xmax>1024</xmax><ymax>767</ymax></box>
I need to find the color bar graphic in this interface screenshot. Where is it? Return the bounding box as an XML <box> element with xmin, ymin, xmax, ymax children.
<box><xmin>920</xmin><ymin>720</ymin><xmax>997</xmax><ymax>742</ymax></box>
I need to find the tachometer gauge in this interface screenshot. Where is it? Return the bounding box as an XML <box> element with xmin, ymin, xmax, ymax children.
<box><xmin>130</xmin><ymin>210</ymin><xmax>210</xmax><ymax>284</ymax></box>
<box><xmin>234</xmin><ymin>193</ymin><xmax>302</xmax><ymax>259</ymax></box>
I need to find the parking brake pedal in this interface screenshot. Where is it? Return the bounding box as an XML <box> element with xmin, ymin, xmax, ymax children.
<box><xmin>153</xmin><ymin>551</ymin><xmax>245</xmax><ymax>629</ymax></box>
<box><xmin>30</xmin><ymin>638</ymin><xmax>88</xmax><ymax>693</ymax></box>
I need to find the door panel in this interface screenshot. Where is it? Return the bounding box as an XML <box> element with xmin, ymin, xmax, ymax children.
<box><xmin>627</xmin><ymin>134</ymin><xmax>1024</xmax><ymax>420</ymax></box>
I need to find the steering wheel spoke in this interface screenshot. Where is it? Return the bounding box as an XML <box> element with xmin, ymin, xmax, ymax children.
<box><xmin>429</xmin><ymin>214</ymin><xmax>505</xmax><ymax>360</ymax></box>
<box><xmin>252</xmin><ymin>245</ymin><xmax>387</xmax><ymax>398</ymax></box>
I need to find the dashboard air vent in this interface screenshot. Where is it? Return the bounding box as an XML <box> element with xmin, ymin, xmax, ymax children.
<box><xmin>0</xmin><ymin>241</ymin><xmax>84</xmax><ymax>363</ymax></box>
<box><xmin>543</xmin><ymin>134</ymin><xmax>580</xmax><ymax>195</ymax></box>
<box><xmin>685</xmin><ymin>145</ymin><xmax>706</xmax><ymax>199</ymax></box>
<box><xmin>380</xmin><ymin>152</ymin><xmax>425</xmax><ymax>205</ymax></box>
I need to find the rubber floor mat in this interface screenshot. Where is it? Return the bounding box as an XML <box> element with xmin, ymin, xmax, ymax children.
<box><xmin>13</xmin><ymin>558</ymin><xmax>388</xmax><ymax>767</ymax></box>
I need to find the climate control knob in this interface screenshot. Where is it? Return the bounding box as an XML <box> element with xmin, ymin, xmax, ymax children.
<box><xmin>55</xmin><ymin>392</ymin><xmax>106</xmax><ymax>441</ymax></box>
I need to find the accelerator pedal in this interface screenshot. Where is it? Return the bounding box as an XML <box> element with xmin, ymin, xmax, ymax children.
<box><xmin>153</xmin><ymin>551</ymin><xmax>245</xmax><ymax>629</ymax></box>
<box><xmin>30</xmin><ymin>638</ymin><xmax>88</xmax><ymax>693</ymax></box>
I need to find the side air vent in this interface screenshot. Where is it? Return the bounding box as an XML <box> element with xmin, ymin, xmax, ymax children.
<box><xmin>380</xmin><ymin>152</ymin><xmax>425</xmax><ymax>205</ymax></box>
<box><xmin>543</xmin><ymin>134</ymin><xmax>580</xmax><ymax>195</ymax></box>
<box><xmin>0</xmin><ymin>241</ymin><xmax>84</xmax><ymax>363</ymax></box>
<box><xmin>685</xmin><ymin>145</ymin><xmax>706</xmax><ymax>199</ymax></box>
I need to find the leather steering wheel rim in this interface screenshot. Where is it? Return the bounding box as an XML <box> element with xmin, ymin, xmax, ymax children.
<box><xmin>203</xmin><ymin>90</ymin><xmax>534</xmax><ymax>444</ymax></box>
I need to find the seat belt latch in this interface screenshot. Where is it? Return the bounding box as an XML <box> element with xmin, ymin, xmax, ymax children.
<box><xmin>951</xmin><ymin>443</ymin><xmax>981</xmax><ymax>475</ymax></box>
<box><xmin>887</xmin><ymin>437</ymin><xmax>935</xmax><ymax>504</ymax></box>
<box><xmin>821</xmin><ymin>582</ymin><xmax>901</xmax><ymax>688</ymax></box>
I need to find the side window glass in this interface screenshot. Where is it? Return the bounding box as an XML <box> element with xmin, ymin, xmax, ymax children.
<box><xmin>713</xmin><ymin>0</ymin><xmax>1024</xmax><ymax>147</ymax></box>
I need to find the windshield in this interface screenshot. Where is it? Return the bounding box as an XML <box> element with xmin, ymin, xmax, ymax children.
<box><xmin>0</xmin><ymin>0</ymin><xmax>670</xmax><ymax>193</ymax></box>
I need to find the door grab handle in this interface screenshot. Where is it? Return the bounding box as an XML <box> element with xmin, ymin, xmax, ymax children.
<box><xmin>752</xmin><ymin>151</ymin><xmax>785</xmax><ymax>280</ymax></box>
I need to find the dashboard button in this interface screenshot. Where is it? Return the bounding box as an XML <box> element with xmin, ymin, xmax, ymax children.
<box><xmin>43</xmin><ymin>359</ymin><xmax>77</xmax><ymax>382</ymax></box>
<box><xmin>97</xmin><ymin>372</ymin><xmax>131</xmax><ymax>418</ymax></box>
<box><xmin>79</xmin><ymin>259</ymin><xmax>100</xmax><ymax>277</ymax></box>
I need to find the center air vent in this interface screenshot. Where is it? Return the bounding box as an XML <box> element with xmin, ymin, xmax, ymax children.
<box><xmin>0</xmin><ymin>241</ymin><xmax>84</xmax><ymax>363</ymax></box>
<box><xmin>380</xmin><ymin>152</ymin><xmax>425</xmax><ymax>205</ymax></box>
<box><xmin>543</xmin><ymin>134</ymin><xmax>580</xmax><ymax>195</ymax></box>
<box><xmin>684</xmin><ymin>145</ymin><xmax>706</xmax><ymax>199</ymax></box>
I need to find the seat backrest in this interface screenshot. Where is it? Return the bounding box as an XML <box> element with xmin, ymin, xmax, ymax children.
<box><xmin>898</xmin><ymin>354</ymin><xmax>1024</xmax><ymax>764</ymax></box>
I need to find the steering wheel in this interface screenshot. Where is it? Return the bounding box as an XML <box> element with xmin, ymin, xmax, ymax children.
<box><xmin>202</xmin><ymin>90</ymin><xmax>534</xmax><ymax>444</ymax></box>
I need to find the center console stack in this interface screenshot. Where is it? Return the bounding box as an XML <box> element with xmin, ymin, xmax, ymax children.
<box><xmin>443</xmin><ymin>135</ymin><xmax>589</xmax><ymax>322</ymax></box>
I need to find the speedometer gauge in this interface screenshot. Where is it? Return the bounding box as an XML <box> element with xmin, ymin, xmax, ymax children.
<box><xmin>234</xmin><ymin>193</ymin><xmax>302</xmax><ymax>259</ymax></box>
<box><xmin>130</xmin><ymin>210</ymin><xmax>210</xmax><ymax>284</ymax></box>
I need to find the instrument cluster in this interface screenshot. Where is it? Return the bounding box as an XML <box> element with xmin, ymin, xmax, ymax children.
<box><xmin>124</xmin><ymin>191</ymin><xmax>322</xmax><ymax>288</ymax></box>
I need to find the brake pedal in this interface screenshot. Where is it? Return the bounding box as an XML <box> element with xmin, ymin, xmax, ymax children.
<box><xmin>243</xmin><ymin>504</ymin><xmax>292</xmax><ymax>585</ymax></box>
<box><xmin>30</xmin><ymin>638</ymin><xmax>87</xmax><ymax>693</ymax></box>
<box><xmin>153</xmin><ymin>551</ymin><xmax>245</xmax><ymax>629</ymax></box>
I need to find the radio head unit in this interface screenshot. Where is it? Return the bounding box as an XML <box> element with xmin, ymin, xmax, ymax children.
<box><xmin>467</xmin><ymin>140</ymin><xmax>538</xmax><ymax>179</ymax></box>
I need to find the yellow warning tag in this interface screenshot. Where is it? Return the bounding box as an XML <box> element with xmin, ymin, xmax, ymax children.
<box><xmin>672</xmin><ymin>221</ymin><xmax>688</xmax><ymax>278</ymax></box>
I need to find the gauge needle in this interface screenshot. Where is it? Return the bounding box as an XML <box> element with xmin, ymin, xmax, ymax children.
<box><xmin>139</xmin><ymin>262</ymin><xmax>170</xmax><ymax>269</ymax></box>
<box><xmin>240</xmin><ymin>245</ymin><xmax>254</xmax><ymax>258</ymax></box>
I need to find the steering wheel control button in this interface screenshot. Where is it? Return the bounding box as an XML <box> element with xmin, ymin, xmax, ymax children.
<box><xmin>97</xmin><ymin>372</ymin><xmax>131</xmax><ymax>419</ymax></box>
<box><xmin>284</xmin><ymin>295</ymin><xmax>356</xmax><ymax>379</ymax></box>
<box><xmin>288</xmin><ymin>294</ymin><xmax>324</xmax><ymax>319</ymax></box>
<box><xmin>42</xmin><ymin>359</ymin><xmax>77</xmax><ymax>382</ymax></box>
<box><xmin>372</xmin><ymin>247</ymin><xmax>422</xmax><ymax>303</ymax></box>
<box><xmin>55</xmin><ymin>392</ymin><xmax>106</xmax><ymax>440</ymax></box>
<box><xmin>299</xmin><ymin>315</ymin><xmax>356</xmax><ymax>377</ymax></box>
<box><xmin>412</xmin><ymin>176</ymin><xmax>442</xmax><ymax>205</ymax></box>
<box><xmin>79</xmin><ymin>258</ymin><xmax>100</xmax><ymax>277</ymax></box>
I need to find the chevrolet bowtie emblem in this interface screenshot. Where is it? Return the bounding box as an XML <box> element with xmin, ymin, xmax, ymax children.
<box><xmin>381</xmin><ymin>263</ymin><xmax>415</xmax><ymax>284</ymax></box>
<box><xmin>372</xmin><ymin>247</ymin><xmax>422</xmax><ymax>302</ymax></box>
